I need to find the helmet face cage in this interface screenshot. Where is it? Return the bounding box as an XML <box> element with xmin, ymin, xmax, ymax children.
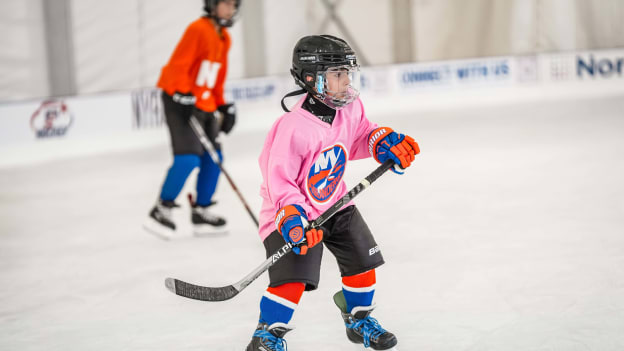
<box><xmin>204</xmin><ymin>0</ymin><xmax>241</xmax><ymax>27</ymax></box>
<box><xmin>313</xmin><ymin>65</ymin><xmax>361</xmax><ymax>109</ymax></box>
<box><xmin>294</xmin><ymin>51</ymin><xmax>360</xmax><ymax>109</ymax></box>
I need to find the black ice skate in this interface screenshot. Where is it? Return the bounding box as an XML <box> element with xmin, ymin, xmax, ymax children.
<box><xmin>143</xmin><ymin>200</ymin><xmax>178</xmax><ymax>240</ymax></box>
<box><xmin>189</xmin><ymin>195</ymin><xmax>228</xmax><ymax>236</ymax></box>
<box><xmin>246</xmin><ymin>322</ymin><xmax>292</xmax><ymax>351</ymax></box>
<box><xmin>333</xmin><ymin>291</ymin><xmax>398</xmax><ymax>350</ymax></box>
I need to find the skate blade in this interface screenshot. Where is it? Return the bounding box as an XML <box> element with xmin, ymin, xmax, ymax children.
<box><xmin>192</xmin><ymin>224</ymin><xmax>229</xmax><ymax>237</ymax></box>
<box><xmin>143</xmin><ymin>217</ymin><xmax>174</xmax><ymax>241</ymax></box>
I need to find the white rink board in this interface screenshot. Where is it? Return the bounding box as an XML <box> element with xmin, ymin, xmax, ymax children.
<box><xmin>0</xmin><ymin>49</ymin><xmax>623</xmax><ymax>169</ymax></box>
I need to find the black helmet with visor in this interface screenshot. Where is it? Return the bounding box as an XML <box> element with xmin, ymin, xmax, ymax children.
<box><xmin>288</xmin><ymin>35</ymin><xmax>361</xmax><ymax>110</ymax></box>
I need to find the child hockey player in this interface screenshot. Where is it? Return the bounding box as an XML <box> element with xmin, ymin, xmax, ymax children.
<box><xmin>246</xmin><ymin>35</ymin><xmax>419</xmax><ymax>350</ymax></box>
<box><xmin>143</xmin><ymin>0</ymin><xmax>241</xmax><ymax>238</ymax></box>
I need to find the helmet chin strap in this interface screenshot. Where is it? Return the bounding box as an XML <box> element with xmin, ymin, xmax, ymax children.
<box><xmin>280</xmin><ymin>89</ymin><xmax>307</xmax><ymax>112</ymax></box>
<box><xmin>216</xmin><ymin>17</ymin><xmax>234</xmax><ymax>28</ymax></box>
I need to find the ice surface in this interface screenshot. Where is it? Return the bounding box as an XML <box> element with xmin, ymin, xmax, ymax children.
<box><xmin>1</xmin><ymin>95</ymin><xmax>624</xmax><ymax>350</ymax></box>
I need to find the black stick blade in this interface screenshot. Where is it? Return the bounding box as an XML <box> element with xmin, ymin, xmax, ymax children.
<box><xmin>165</xmin><ymin>278</ymin><xmax>240</xmax><ymax>301</ymax></box>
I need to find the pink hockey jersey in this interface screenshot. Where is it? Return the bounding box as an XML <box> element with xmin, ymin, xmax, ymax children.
<box><xmin>258</xmin><ymin>96</ymin><xmax>378</xmax><ymax>240</ymax></box>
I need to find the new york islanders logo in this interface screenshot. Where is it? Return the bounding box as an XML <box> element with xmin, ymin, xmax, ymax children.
<box><xmin>307</xmin><ymin>144</ymin><xmax>348</xmax><ymax>204</ymax></box>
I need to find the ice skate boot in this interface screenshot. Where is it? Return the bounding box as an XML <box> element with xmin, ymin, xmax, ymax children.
<box><xmin>143</xmin><ymin>200</ymin><xmax>178</xmax><ymax>240</ymax></box>
<box><xmin>190</xmin><ymin>198</ymin><xmax>228</xmax><ymax>236</ymax></box>
<box><xmin>245</xmin><ymin>322</ymin><xmax>292</xmax><ymax>351</ymax></box>
<box><xmin>333</xmin><ymin>291</ymin><xmax>398</xmax><ymax>350</ymax></box>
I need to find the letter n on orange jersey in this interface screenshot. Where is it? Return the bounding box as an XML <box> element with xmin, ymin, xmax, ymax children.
<box><xmin>195</xmin><ymin>60</ymin><xmax>222</xmax><ymax>88</ymax></box>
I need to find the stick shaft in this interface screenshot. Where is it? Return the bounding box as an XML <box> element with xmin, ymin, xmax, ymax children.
<box><xmin>189</xmin><ymin>115</ymin><xmax>259</xmax><ymax>227</ymax></box>
<box><xmin>165</xmin><ymin>159</ymin><xmax>395</xmax><ymax>301</ymax></box>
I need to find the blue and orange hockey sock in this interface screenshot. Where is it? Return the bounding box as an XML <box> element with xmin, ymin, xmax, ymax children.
<box><xmin>342</xmin><ymin>269</ymin><xmax>376</xmax><ymax>313</ymax></box>
<box><xmin>259</xmin><ymin>282</ymin><xmax>305</xmax><ymax>326</ymax></box>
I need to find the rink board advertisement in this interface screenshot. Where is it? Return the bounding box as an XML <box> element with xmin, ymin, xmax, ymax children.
<box><xmin>1</xmin><ymin>48</ymin><xmax>623</xmax><ymax>167</ymax></box>
<box><xmin>395</xmin><ymin>56</ymin><xmax>514</xmax><ymax>91</ymax></box>
<box><xmin>131</xmin><ymin>76</ymin><xmax>296</xmax><ymax>130</ymax></box>
<box><xmin>543</xmin><ymin>49</ymin><xmax>624</xmax><ymax>83</ymax></box>
<box><xmin>0</xmin><ymin>92</ymin><xmax>133</xmax><ymax>147</ymax></box>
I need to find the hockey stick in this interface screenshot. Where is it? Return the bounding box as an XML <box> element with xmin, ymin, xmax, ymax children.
<box><xmin>165</xmin><ymin>159</ymin><xmax>395</xmax><ymax>301</ymax></box>
<box><xmin>189</xmin><ymin>115</ymin><xmax>259</xmax><ymax>227</ymax></box>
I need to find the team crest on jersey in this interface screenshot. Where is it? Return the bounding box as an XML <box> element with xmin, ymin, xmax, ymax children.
<box><xmin>306</xmin><ymin>144</ymin><xmax>348</xmax><ymax>204</ymax></box>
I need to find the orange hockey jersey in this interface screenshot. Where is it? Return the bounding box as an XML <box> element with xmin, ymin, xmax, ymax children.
<box><xmin>157</xmin><ymin>17</ymin><xmax>231</xmax><ymax>112</ymax></box>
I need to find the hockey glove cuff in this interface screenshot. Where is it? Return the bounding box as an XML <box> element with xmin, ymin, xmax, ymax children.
<box><xmin>172</xmin><ymin>91</ymin><xmax>196</xmax><ymax>106</ymax></box>
<box><xmin>275</xmin><ymin>205</ymin><xmax>323</xmax><ymax>255</ymax></box>
<box><xmin>368</xmin><ymin>127</ymin><xmax>420</xmax><ymax>174</ymax></box>
<box><xmin>217</xmin><ymin>103</ymin><xmax>236</xmax><ymax>134</ymax></box>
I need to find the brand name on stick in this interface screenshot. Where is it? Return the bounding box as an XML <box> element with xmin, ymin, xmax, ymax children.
<box><xmin>272</xmin><ymin>243</ymin><xmax>292</xmax><ymax>263</ymax></box>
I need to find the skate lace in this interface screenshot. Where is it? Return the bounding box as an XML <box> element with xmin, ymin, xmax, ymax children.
<box><xmin>252</xmin><ymin>329</ymin><xmax>288</xmax><ymax>351</ymax></box>
<box><xmin>347</xmin><ymin>316</ymin><xmax>387</xmax><ymax>348</ymax></box>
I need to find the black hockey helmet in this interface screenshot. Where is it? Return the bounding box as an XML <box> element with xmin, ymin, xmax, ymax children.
<box><xmin>204</xmin><ymin>0</ymin><xmax>241</xmax><ymax>28</ymax></box>
<box><xmin>285</xmin><ymin>35</ymin><xmax>361</xmax><ymax>110</ymax></box>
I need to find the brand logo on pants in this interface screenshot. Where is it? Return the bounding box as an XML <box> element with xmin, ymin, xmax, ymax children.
<box><xmin>369</xmin><ymin>246</ymin><xmax>380</xmax><ymax>256</ymax></box>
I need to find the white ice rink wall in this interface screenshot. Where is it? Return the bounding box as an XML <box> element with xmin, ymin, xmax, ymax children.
<box><xmin>1</xmin><ymin>49</ymin><xmax>623</xmax><ymax>168</ymax></box>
